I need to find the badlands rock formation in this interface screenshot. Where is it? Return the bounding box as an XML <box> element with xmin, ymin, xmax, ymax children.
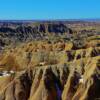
<box><xmin>0</xmin><ymin>21</ymin><xmax>99</xmax><ymax>100</ymax></box>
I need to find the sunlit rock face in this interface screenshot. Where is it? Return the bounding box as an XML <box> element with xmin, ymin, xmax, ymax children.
<box><xmin>0</xmin><ymin>21</ymin><xmax>100</xmax><ymax>100</ymax></box>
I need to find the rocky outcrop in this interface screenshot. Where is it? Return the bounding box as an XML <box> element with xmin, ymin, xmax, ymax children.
<box><xmin>0</xmin><ymin>39</ymin><xmax>99</xmax><ymax>100</ymax></box>
<box><xmin>0</xmin><ymin>23</ymin><xmax>72</xmax><ymax>47</ymax></box>
<box><xmin>0</xmin><ymin>21</ymin><xmax>100</xmax><ymax>100</ymax></box>
<box><xmin>0</xmin><ymin>56</ymin><xmax>99</xmax><ymax>100</ymax></box>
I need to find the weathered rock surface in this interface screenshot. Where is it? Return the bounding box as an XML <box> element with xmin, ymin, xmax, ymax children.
<box><xmin>0</xmin><ymin>56</ymin><xmax>99</xmax><ymax>100</ymax></box>
<box><xmin>0</xmin><ymin>21</ymin><xmax>100</xmax><ymax>100</ymax></box>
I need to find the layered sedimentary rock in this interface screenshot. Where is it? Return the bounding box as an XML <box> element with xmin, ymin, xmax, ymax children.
<box><xmin>0</xmin><ymin>21</ymin><xmax>100</xmax><ymax>100</ymax></box>
<box><xmin>0</xmin><ymin>57</ymin><xmax>99</xmax><ymax>100</ymax></box>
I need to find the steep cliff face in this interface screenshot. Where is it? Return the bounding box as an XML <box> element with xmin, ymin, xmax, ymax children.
<box><xmin>0</xmin><ymin>57</ymin><xmax>99</xmax><ymax>100</ymax></box>
<box><xmin>0</xmin><ymin>21</ymin><xmax>100</xmax><ymax>100</ymax></box>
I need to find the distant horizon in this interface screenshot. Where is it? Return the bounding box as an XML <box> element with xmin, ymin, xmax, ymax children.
<box><xmin>0</xmin><ymin>18</ymin><xmax>100</xmax><ymax>22</ymax></box>
<box><xmin>0</xmin><ymin>18</ymin><xmax>100</xmax><ymax>20</ymax></box>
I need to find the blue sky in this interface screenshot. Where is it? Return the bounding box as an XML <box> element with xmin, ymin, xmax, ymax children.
<box><xmin>0</xmin><ymin>0</ymin><xmax>100</xmax><ymax>20</ymax></box>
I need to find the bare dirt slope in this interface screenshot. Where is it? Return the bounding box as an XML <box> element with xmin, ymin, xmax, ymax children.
<box><xmin>0</xmin><ymin>21</ymin><xmax>99</xmax><ymax>100</ymax></box>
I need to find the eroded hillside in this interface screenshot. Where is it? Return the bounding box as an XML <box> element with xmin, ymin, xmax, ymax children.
<box><xmin>0</xmin><ymin>21</ymin><xmax>100</xmax><ymax>100</ymax></box>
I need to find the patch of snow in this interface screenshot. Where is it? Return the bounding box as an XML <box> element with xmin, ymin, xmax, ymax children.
<box><xmin>10</xmin><ymin>70</ymin><xmax>15</xmax><ymax>74</ymax></box>
<box><xmin>79</xmin><ymin>75</ymin><xmax>84</xmax><ymax>84</ymax></box>
<box><xmin>0</xmin><ymin>70</ymin><xmax>15</xmax><ymax>77</ymax></box>
<box><xmin>3</xmin><ymin>73</ymin><xmax>10</xmax><ymax>77</ymax></box>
